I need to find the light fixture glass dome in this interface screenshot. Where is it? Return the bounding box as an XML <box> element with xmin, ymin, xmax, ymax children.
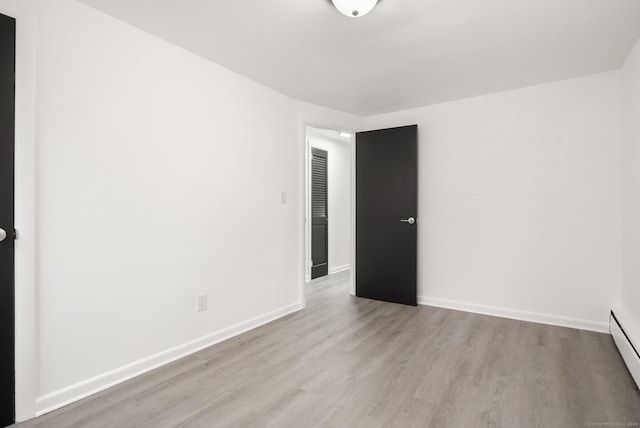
<box><xmin>331</xmin><ymin>0</ymin><xmax>379</xmax><ymax>18</ymax></box>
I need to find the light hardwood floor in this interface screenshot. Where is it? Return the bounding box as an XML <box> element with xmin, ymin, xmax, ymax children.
<box><xmin>16</xmin><ymin>271</ymin><xmax>640</xmax><ymax>427</ymax></box>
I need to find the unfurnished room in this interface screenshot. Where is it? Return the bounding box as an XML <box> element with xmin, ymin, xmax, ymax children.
<box><xmin>0</xmin><ymin>0</ymin><xmax>640</xmax><ymax>427</ymax></box>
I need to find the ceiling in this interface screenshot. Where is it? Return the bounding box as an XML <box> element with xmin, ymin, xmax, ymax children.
<box><xmin>76</xmin><ymin>0</ymin><xmax>640</xmax><ymax>116</ymax></box>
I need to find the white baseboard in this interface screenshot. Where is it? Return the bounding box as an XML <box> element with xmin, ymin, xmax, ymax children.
<box><xmin>35</xmin><ymin>302</ymin><xmax>302</xmax><ymax>416</ymax></box>
<box><xmin>418</xmin><ymin>295</ymin><xmax>608</xmax><ymax>333</ymax></box>
<box><xmin>330</xmin><ymin>264</ymin><xmax>350</xmax><ymax>275</ymax></box>
<box><xmin>610</xmin><ymin>308</ymin><xmax>640</xmax><ymax>389</ymax></box>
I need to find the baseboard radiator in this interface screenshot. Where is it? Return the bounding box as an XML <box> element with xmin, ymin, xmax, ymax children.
<box><xmin>610</xmin><ymin>310</ymin><xmax>640</xmax><ymax>389</ymax></box>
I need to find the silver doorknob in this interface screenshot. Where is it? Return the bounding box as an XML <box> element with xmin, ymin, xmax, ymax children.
<box><xmin>0</xmin><ymin>228</ymin><xmax>6</xmax><ymax>242</ymax></box>
<box><xmin>400</xmin><ymin>217</ymin><xmax>416</xmax><ymax>225</ymax></box>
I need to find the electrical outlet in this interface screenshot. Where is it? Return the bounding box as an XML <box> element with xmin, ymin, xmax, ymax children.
<box><xmin>197</xmin><ymin>294</ymin><xmax>208</xmax><ymax>312</ymax></box>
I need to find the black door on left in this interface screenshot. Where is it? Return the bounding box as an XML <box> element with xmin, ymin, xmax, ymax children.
<box><xmin>311</xmin><ymin>148</ymin><xmax>328</xmax><ymax>279</ymax></box>
<box><xmin>0</xmin><ymin>12</ymin><xmax>16</xmax><ymax>427</ymax></box>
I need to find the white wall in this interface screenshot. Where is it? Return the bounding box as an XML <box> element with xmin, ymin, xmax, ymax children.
<box><xmin>24</xmin><ymin>0</ymin><xmax>361</xmax><ymax>417</ymax></box>
<box><xmin>620</xmin><ymin>37</ymin><xmax>640</xmax><ymax>343</ymax></box>
<box><xmin>307</xmin><ymin>129</ymin><xmax>351</xmax><ymax>276</ymax></box>
<box><xmin>363</xmin><ymin>72</ymin><xmax>623</xmax><ymax>332</ymax></box>
<box><xmin>36</xmin><ymin>0</ymin><xmax>297</xmax><ymax>408</ymax></box>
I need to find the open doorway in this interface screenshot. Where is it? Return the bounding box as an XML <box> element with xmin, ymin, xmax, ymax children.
<box><xmin>304</xmin><ymin>126</ymin><xmax>353</xmax><ymax>290</ymax></box>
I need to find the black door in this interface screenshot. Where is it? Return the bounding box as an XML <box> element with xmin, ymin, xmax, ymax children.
<box><xmin>0</xmin><ymin>12</ymin><xmax>15</xmax><ymax>427</ymax></box>
<box><xmin>311</xmin><ymin>148</ymin><xmax>328</xmax><ymax>279</ymax></box>
<box><xmin>356</xmin><ymin>125</ymin><xmax>417</xmax><ymax>306</ymax></box>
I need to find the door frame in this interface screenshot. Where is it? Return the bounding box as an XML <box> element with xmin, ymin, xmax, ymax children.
<box><xmin>0</xmin><ymin>0</ymin><xmax>37</xmax><ymax>421</ymax></box>
<box><xmin>300</xmin><ymin>121</ymin><xmax>356</xmax><ymax>308</ymax></box>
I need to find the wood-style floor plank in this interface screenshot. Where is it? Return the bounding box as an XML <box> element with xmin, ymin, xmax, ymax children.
<box><xmin>15</xmin><ymin>271</ymin><xmax>640</xmax><ymax>427</ymax></box>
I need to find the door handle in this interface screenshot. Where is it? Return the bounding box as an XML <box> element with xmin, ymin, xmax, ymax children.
<box><xmin>0</xmin><ymin>228</ymin><xmax>6</xmax><ymax>242</ymax></box>
<box><xmin>400</xmin><ymin>217</ymin><xmax>416</xmax><ymax>225</ymax></box>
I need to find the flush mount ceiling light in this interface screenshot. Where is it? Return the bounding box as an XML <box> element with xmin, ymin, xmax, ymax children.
<box><xmin>331</xmin><ymin>0</ymin><xmax>379</xmax><ymax>18</ymax></box>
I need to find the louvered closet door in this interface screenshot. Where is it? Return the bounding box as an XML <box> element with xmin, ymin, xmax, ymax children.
<box><xmin>311</xmin><ymin>148</ymin><xmax>328</xmax><ymax>279</ymax></box>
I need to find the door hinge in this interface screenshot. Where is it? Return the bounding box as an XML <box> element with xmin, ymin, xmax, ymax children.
<box><xmin>13</xmin><ymin>229</ymin><xmax>18</xmax><ymax>240</ymax></box>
